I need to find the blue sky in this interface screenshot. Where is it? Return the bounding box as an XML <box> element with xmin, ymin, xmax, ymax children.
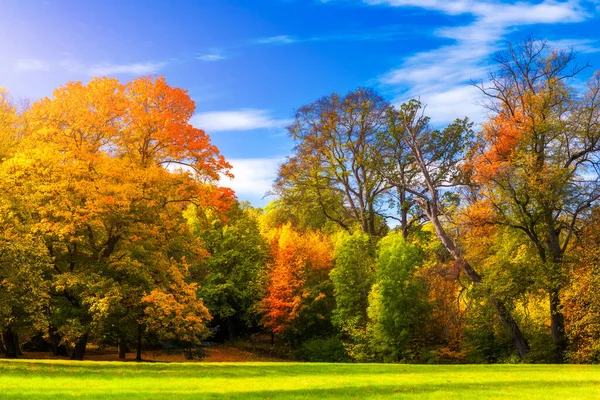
<box><xmin>1</xmin><ymin>0</ymin><xmax>599</xmax><ymax>206</ymax></box>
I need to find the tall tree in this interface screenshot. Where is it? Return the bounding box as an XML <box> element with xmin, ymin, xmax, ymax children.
<box><xmin>274</xmin><ymin>88</ymin><xmax>391</xmax><ymax>237</ymax></box>
<box><xmin>470</xmin><ymin>39</ymin><xmax>600</xmax><ymax>360</ymax></box>
<box><xmin>380</xmin><ymin>99</ymin><xmax>531</xmax><ymax>358</ymax></box>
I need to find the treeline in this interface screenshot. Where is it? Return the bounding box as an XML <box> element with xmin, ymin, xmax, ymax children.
<box><xmin>1</xmin><ymin>39</ymin><xmax>600</xmax><ymax>363</ymax></box>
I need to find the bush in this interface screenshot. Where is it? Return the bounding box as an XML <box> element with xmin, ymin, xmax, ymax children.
<box><xmin>293</xmin><ymin>337</ymin><xmax>351</xmax><ymax>362</ymax></box>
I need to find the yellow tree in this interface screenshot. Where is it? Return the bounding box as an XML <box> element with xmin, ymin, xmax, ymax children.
<box><xmin>470</xmin><ymin>40</ymin><xmax>600</xmax><ymax>360</ymax></box>
<box><xmin>0</xmin><ymin>76</ymin><xmax>233</xmax><ymax>360</ymax></box>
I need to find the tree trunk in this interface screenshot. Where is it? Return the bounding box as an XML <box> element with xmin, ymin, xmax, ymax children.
<box><xmin>428</xmin><ymin>211</ymin><xmax>531</xmax><ymax>358</ymax></box>
<box><xmin>0</xmin><ymin>336</ymin><xmax>5</xmax><ymax>354</ymax></box>
<box><xmin>550</xmin><ymin>287</ymin><xmax>567</xmax><ymax>362</ymax></box>
<box><xmin>136</xmin><ymin>323</ymin><xmax>142</xmax><ymax>362</ymax></box>
<box><xmin>118</xmin><ymin>338</ymin><xmax>128</xmax><ymax>359</ymax></box>
<box><xmin>50</xmin><ymin>328</ymin><xmax>69</xmax><ymax>357</ymax></box>
<box><xmin>2</xmin><ymin>327</ymin><xmax>18</xmax><ymax>358</ymax></box>
<box><xmin>226</xmin><ymin>316</ymin><xmax>236</xmax><ymax>342</ymax></box>
<box><xmin>14</xmin><ymin>333</ymin><xmax>23</xmax><ymax>356</ymax></box>
<box><xmin>270</xmin><ymin>331</ymin><xmax>275</xmax><ymax>346</ymax></box>
<box><xmin>70</xmin><ymin>333</ymin><xmax>88</xmax><ymax>361</ymax></box>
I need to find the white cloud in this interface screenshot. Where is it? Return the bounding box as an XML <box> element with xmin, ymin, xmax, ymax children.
<box><xmin>197</xmin><ymin>53</ymin><xmax>226</xmax><ymax>62</ymax></box>
<box><xmin>223</xmin><ymin>157</ymin><xmax>284</xmax><ymax>202</ymax></box>
<box><xmin>15</xmin><ymin>59</ymin><xmax>51</xmax><ymax>72</ymax></box>
<box><xmin>191</xmin><ymin>109</ymin><xmax>291</xmax><ymax>132</ymax></box>
<box><xmin>255</xmin><ymin>35</ymin><xmax>298</xmax><ymax>44</ymax></box>
<box><xmin>547</xmin><ymin>38</ymin><xmax>600</xmax><ymax>54</ymax></box>
<box><xmin>86</xmin><ymin>62</ymin><xmax>167</xmax><ymax>76</ymax></box>
<box><xmin>366</xmin><ymin>0</ymin><xmax>590</xmax><ymax>124</ymax></box>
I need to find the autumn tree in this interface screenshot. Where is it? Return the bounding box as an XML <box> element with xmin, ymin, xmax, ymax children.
<box><xmin>379</xmin><ymin>100</ymin><xmax>531</xmax><ymax>358</ymax></box>
<box><xmin>0</xmin><ymin>76</ymin><xmax>233</xmax><ymax>360</ymax></box>
<box><xmin>261</xmin><ymin>224</ymin><xmax>334</xmax><ymax>341</ymax></box>
<box><xmin>274</xmin><ymin>88</ymin><xmax>391</xmax><ymax>237</ymax></box>
<box><xmin>470</xmin><ymin>39</ymin><xmax>600</xmax><ymax>360</ymax></box>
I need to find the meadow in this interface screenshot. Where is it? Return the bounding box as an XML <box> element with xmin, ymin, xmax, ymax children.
<box><xmin>1</xmin><ymin>360</ymin><xmax>599</xmax><ymax>399</ymax></box>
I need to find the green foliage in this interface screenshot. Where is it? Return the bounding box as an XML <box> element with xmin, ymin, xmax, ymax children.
<box><xmin>367</xmin><ymin>231</ymin><xmax>430</xmax><ymax>361</ymax></box>
<box><xmin>293</xmin><ymin>337</ymin><xmax>350</xmax><ymax>362</ymax></box>
<box><xmin>188</xmin><ymin>202</ymin><xmax>268</xmax><ymax>340</ymax></box>
<box><xmin>330</xmin><ymin>231</ymin><xmax>375</xmax><ymax>354</ymax></box>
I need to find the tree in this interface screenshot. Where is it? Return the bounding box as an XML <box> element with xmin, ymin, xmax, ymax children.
<box><xmin>330</xmin><ymin>230</ymin><xmax>375</xmax><ymax>358</ymax></box>
<box><xmin>470</xmin><ymin>39</ymin><xmax>600</xmax><ymax>360</ymax></box>
<box><xmin>367</xmin><ymin>231</ymin><xmax>429</xmax><ymax>361</ymax></box>
<box><xmin>260</xmin><ymin>224</ymin><xmax>334</xmax><ymax>340</ymax></box>
<box><xmin>189</xmin><ymin>202</ymin><xmax>268</xmax><ymax>341</ymax></box>
<box><xmin>380</xmin><ymin>99</ymin><xmax>531</xmax><ymax>358</ymax></box>
<box><xmin>563</xmin><ymin>209</ymin><xmax>600</xmax><ymax>362</ymax></box>
<box><xmin>1</xmin><ymin>76</ymin><xmax>233</xmax><ymax>360</ymax></box>
<box><xmin>274</xmin><ymin>88</ymin><xmax>391</xmax><ymax>237</ymax></box>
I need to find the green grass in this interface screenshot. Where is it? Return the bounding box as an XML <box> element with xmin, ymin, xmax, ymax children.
<box><xmin>1</xmin><ymin>360</ymin><xmax>599</xmax><ymax>399</ymax></box>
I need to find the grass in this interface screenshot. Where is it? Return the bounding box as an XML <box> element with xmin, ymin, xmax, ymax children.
<box><xmin>0</xmin><ymin>360</ymin><xmax>599</xmax><ymax>399</ymax></box>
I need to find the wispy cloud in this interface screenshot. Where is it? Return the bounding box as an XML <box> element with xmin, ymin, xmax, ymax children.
<box><xmin>15</xmin><ymin>58</ymin><xmax>168</xmax><ymax>77</ymax></box>
<box><xmin>15</xmin><ymin>59</ymin><xmax>51</xmax><ymax>72</ymax></box>
<box><xmin>197</xmin><ymin>53</ymin><xmax>227</xmax><ymax>62</ymax></box>
<box><xmin>86</xmin><ymin>62</ymin><xmax>167</xmax><ymax>76</ymax></box>
<box><xmin>360</xmin><ymin>0</ymin><xmax>591</xmax><ymax>124</ymax></box>
<box><xmin>547</xmin><ymin>38</ymin><xmax>600</xmax><ymax>54</ymax></box>
<box><xmin>191</xmin><ymin>109</ymin><xmax>291</xmax><ymax>132</ymax></box>
<box><xmin>223</xmin><ymin>157</ymin><xmax>284</xmax><ymax>201</ymax></box>
<box><xmin>255</xmin><ymin>35</ymin><xmax>298</xmax><ymax>45</ymax></box>
<box><xmin>253</xmin><ymin>24</ymin><xmax>414</xmax><ymax>46</ymax></box>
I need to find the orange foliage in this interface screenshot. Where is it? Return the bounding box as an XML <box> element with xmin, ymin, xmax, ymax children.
<box><xmin>261</xmin><ymin>224</ymin><xmax>333</xmax><ymax>333</ymax></box>
<box><xmin>468</xmin><ymin>110</ymin><xmax>527</xmax><ymax>184</ymax></box>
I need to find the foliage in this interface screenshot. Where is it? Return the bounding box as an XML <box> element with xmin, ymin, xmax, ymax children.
<box><xmin>367</xmin><ymin>231</ymin><xmax>429</xmax><ymax>361</ymax></box>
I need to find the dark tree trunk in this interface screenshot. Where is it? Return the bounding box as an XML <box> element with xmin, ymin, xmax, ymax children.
<box><xmin>136</xmin><ymin>324</ymin><xmax>142</xmax><ymax>362</ymax></box>
<box><xmin>270</xmin><ymin>331</ymin><xmax>274</xmax><ymax>346</ymax></box>
<box><xmin>226</xmin><ymin>316</ymin><xmax>236</xmax><ymax>342</ymax></box>
<box><xmin>0</xmin><ymin>336</ymin><xmax>5</xmax><ymax>354</ymax></box>
<box><xmin>50</xmin><ymin>329</ymin><xmax>69</xmax><ymax>357</ymax></box>
<box><xmin>14</xmin><ymin>333</ymin><xmax>23</xmax><ymax>356</ymax></box>
<box><xmin>2</xmin><ymin>327</ymin><xmax>18</xmax><ymax>358</ymax></box>
<box><xmin>70</xmin><ymin>333</ymin><xmax>88</xmax><ymax>361</ymax></box>
<box><xmin>118</xmin><ymin>338</ymin><xmax>128</xmax><ymax>359</ymax></box>
<box><xmin>550</xmin><ymin>287</ymin><xmax>567</xmax><ymax>362</ymax></box>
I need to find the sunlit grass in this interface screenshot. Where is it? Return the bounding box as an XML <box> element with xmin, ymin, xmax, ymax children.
<box><xmin>1</xmin><ymin>360</ymin><xmax>599</xmax><ymax>399</ymax></box>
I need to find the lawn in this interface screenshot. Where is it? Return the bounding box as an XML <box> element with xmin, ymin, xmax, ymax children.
<box><xmin>0</xmin><ymin>360</ymin><xmax>599</xmax><ymax>399</ymax></box>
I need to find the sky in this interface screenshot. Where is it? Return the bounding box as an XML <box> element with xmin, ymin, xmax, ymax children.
<box><xmin>1</xmin><ymin>0</ymin><xmax>600</xmax><ymax>206</ymax></box>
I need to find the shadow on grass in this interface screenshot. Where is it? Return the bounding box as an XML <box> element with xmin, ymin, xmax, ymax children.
<box><xmin>5</xmin><ymin>379</ymin><xmax>598</xmax><ymax>400</ymax></box>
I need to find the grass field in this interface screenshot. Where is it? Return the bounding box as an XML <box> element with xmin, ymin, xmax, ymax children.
<box><xmin>1</xmin><ymin>360</ymin><xmax>599</xmax><ymax>399</ymax></box>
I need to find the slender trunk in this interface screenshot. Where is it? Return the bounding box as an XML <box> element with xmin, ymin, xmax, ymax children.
<box><xmin>428</xmin><ymin>210</ymin><xmax>531</xmax><ymax>358</ymax></box>
<box><xmin>136</xmin><ymin>323</ymin><xmax>142</xmax><ymax>362</ymax></box>
<box><xmin>70</xmin><ymin>333</ymin><xmax>88</xmax><ymax>361</ymax></box>
<box><xmin>226</xmin><ymin>316</ymin><xmax>236</xmax><ymax>342</ymax></box>
<box><xmin>270</xmin><ymin>331</ymin><xmax>275</xmax><ymax>346</ymax></box>
<box><xmin>550</xmin><ymin>287</ymin><xmax>567</xmax><ymax>362</ymax></box>
<box><xmin>118</xmin><ymin>338</ymin><xmax>128</xmax><ymax>359</ymax></box>
<box><xmin>2</xmin><ymin>327</ymin><xmax>18</xmax><ymax>358</ymax></box>
<box><xmin>0</xmin><ymin>336</ymin><xmax>5</xmax><ymax>354</ymax></box>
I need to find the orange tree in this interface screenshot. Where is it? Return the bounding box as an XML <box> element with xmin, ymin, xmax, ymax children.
<box><xmin>0</xmin><ymin>76</ymin><xmax>233</xmax><ymax>360</ymax></box>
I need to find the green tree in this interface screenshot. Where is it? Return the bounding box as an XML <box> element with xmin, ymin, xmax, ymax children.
<box><xmin>330</xmin><ymin>230</ymin><xmax>375</xmax><ymax>358</ymax></box>
<box><xmin>189</xmin><ymin>202</ymin><xmax>268</xmax><ymax>341</ymax></box>
<box><xmin>367</xmin><ymin>231</ymin><xmax>429</xmax><ymax>361</ymax></box>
